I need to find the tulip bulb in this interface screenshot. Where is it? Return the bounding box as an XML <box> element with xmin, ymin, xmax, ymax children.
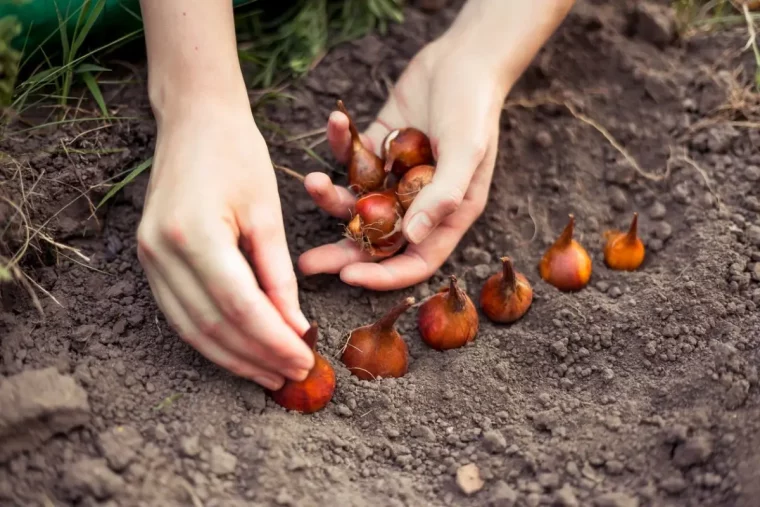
<box><xmin>539</xmin><ymin>214</ymin><xmax>592</xmax><ymax>291</ymax></box>
<box><xmin>337</xmin><ymin>100</ymin><xmax>385</xmax><ymax>194</ymax></box>
<box><xmin>480</xmin><ymin>257</ymin><xmax>533</xmax><ymax>323</ymax></box>
<box><xmin>382</xmin><ymin>127</ymin><xmax>435</xmax><ymax>177</ymax></box>
<box><xmin>418</xmin><ymin>275</ymin><xmax>479</xmax><ymax>350</ymax></box>
<box><xmin>345</xmin><ymin>188</ymin><xmax>404</xmax><ymax>255</ymax></box>
<box><xmin>268</xmin><ymin>322</ymin><xmax>336</xmax><ymax>414</ymax></box>
<box><xmin>341</xmin><ymin>296</ymin><xmax>415</xmax><ymax>380</ymax></box>
<box><xmin>396</xmin><ymin>164</ymin><xmax>435</xmax><ymax>210</ymax></box>
<box><xmin>603</xmin><ymin>212</ymin><xmax>645</xmax><ymax>271</ymax></box>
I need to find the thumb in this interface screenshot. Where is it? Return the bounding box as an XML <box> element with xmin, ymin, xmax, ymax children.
<box><xmin>402</xmin><ymin>135</ymin><xmax>487</xmax><ymax>244</ymax></box>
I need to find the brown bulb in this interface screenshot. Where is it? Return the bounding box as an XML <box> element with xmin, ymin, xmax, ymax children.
<box><xmin>539</xmin><ymin>214</ymin><xmax>592</xmax><ymax>291</ymax></box>
<box><xmin>345</xmin><ymin>188</ymin><xmax>404</xmax><ymax>256</ymax></box>
<box><xmin>382</xmin><ymin>127</ymin><xmax>434</xmax><ymax>177</ymax></box>
<box><xmin>418</xmin><ymin>275</ymin><xmax>479</xmax><ymax>350</ymax></box>
<box><xmin>480</xmin><ymin>257</ymin><xmax>533</xmax><ymax>323</ymax></box>
<box><xmin>268</xmin><ymin>322</ymin><xmax>336</xmax><ymax>414</ymax></box>
<box><xmin>604</xmin><ymin>212</ymin><xmax>645</xmax><ymax>271</ymax></box>
<box><xmin>337</xmin><ymin>100</ymin><xmax>385</xmax><ymax>194</ymax></box>
<box><xmin>396</xmin><ymin>164</ymin><xmax>435</xmax><ymax>210</ymax></box>
<box><xmin>341</xmin><ymin>296</ymin><xmax>414</xmax><ymax>380</ymax></box>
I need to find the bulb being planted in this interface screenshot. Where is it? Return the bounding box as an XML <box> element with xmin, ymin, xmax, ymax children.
<box><xmin>418</xmin><ymin>275</ymin><xmax>479</xmax><ymax>350</ymax></box>
<box><xmin>345</xmin><ymin>188</ymin><xmax>404</xmax><ymax>255</ymax></box>
<box><xmin>480</xmin><ymin>257</ymin><xmax>533</xmax><ymax>323</ymax></box>
<box><xmin>539</xmin><ymin>214</ymin><xmax>592</xmax><ymax>291</ymax></box>
<box><xmin>337</xmin><ymin>100</ymin><xmax>385</xmax><ymax>194</ymax></box>
<box><xmin>382</xmin><ymin>127</ymin><xmax>435</xmax><ymax>177</ymax></box>
<box><xmin>341</xmin><ymin>296</ymin><xmax>415</xmax><ymax>380</ymax></box>
<box><xmin>268</xmin><ymin>322</ymin><xmax>336</xmax><ymax>414</ymax></box>
<box><xmin>603</xmin><ymin>212</ymin><xmax>645</xmax><ymax>271</ymax></box>
<box><xmin>396</xmin><ymin>164</ymin><xmax>435</xmax><ymax>210</ymax></box>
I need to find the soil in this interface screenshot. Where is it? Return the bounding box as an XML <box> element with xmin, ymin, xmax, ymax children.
<box><xmin>2</xmin><ymin>0</ymin><xmax>760</xmax><ymax>506</ymax></box>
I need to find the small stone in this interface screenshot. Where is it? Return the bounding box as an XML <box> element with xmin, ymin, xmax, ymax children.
<box><xmin>751</xmin><ymin>263</ymin><xmax>760</xmax><ymax>282</ymax></box>
<box><xmin>463</xmin><ymin>246</ymin><xmax>492</xmax><ymax>265</ymax></box>
<box><xmin>209</xmin><ymin>446</ymin><xmax>237</xmax><ymax>476</ymax></box>
<box><xmin>745</xmin><ymin>165</ymin><xmax>760</xmax><ymax>181</ymax></box>
<box><xmin>672</xmin><ymin>435</ymin><xmax>713</xmax><ymax>468</ymax></box>
<box><xmin>608</xmin><ymin>187</ymin><xmax>628</xmax><ymax>211</ymax></box>
<box><xmin>551</xmin><ymin>341</ymin><xmax>568</xmax><ymax>358</ymax></box>
<box><xmin>703</xmin><ymin>473</ymin><xmax>722</xmax><ymax>487</ymax></box>
<box><xmin>61</xmin><ymin>458</ymin><xmax>125</xmax><ymax>500</ymax></box>
<box><xmin>488</xmin><ymin>480</ymin><xmax>517</xmax><ymax>506</ymax></box>
<box><xmin>180</xmin><ymin>435</ymin><xmax>201</xmax><ymax>458</ymax></box>
<box><xmin>534</xmin><ymin>130</ymin><xmax>553</xmax><ymax>148</ymax></box>
<box><xmin>596</xmin><ymin>281</ymin><xmax>610</xmax><ymax>293</ymax></box>
<box><xmin>594</xmin><ymin>492</ymin><xmax>639</xmax><ymax>507</ymax></box>
<box><xmin>660</xmin><ymin>474</ymin><xmax>687</xmax><ymax>494</ymax></box>
<box><xmin>554</xmin><ymin>484</ymin><xmax>579</xmax><ymax>507</ymax></box>
<box><xmin>609</xmin><ymin>287</ymin><xmax>622</xmax><ymax>299</ymax></box>
<box><xmin>648</xmin><ymin>202</ymin><xmax>666</xmax><ymax>219</ymax></box>
<box><xmin>604</xmin><ymin>416</ymin><xmax>622</xmax><ymax>431</ymax></box>
<box><xmin>287</xmin><ymin>455</ymin><xmax>309</xmax><ymax>471</ymax></box>
<box><xmin>154</xmin><ymin>423</ymin><xmax>169</xmax><ymax>441</ymax></box>
<box><xmin>411</xmin><ymin>426</ymin><xmax>436</xmax><ymax>441</ymax></box>
<box><xmin>605</xmin><ymin>460</ymin><xmax>625</xmax><ymax>475</ymax></box>
<box><xmin>97</xmin><ymin>425</ymin><xmax>143</xmax><ymax>471</ymax></box>
<box><xmin>482</xmin><ymin>430</ymin><xmax>507</xmax><ymax>453</ymax></box>
<box><xmin>601</xmin><ymin>368</ymin><xmax>615</xmax><ymax>382</ymax></box>
<box><xmin>336</xmin><ymin>404</ymin><xmax>353</xmax><ymax>417</ymax></box>
<box><xmin>456</xmin><ymin>463</ymin><xmax>484</xmax><ymax>495</ymax></box>
<box><xmin>652</xmin><ymin>221</ymin><xmax>672</xmax><ymax>241</ymax></box>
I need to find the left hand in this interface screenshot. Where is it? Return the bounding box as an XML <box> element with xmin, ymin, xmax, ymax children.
<box><xmin>298</xmin><ymin>36</ymin><xmax>511</xmax><ymax>290</ymax></box>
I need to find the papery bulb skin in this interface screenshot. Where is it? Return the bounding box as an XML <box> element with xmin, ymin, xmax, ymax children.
<box><xmin>603</xmin><ymin>212</ymin><xmax>645</xmax><ymax>271</ymax></box>
<box><xmin>341</xmin><ymin>297</ymin><xmax>415</xmax><ymax>380</ymax></box>
<box><xmin>346</xmin><ymin>188</ymin><xmax>404</xmax><ymax>251</ymax></box>
<box><xmin>396</xmin><ymin>164</ymin><xmax>435</xmax><ymax>210</ymax></box>
<box><xmin>539</xmin><ymin>214</ymin><xmax>592</xmax><ymax>291</ymax></box>
<box><xmin>382</xmin><ymin>128</ymin><xmax>435</xmax><ymax>177</ymax></box>
<box><xmin>337</xmin><ymin>100</ymin><xmax>385</xmax><ymax>194</ymax></box>
<box><xmin>418</xmin><ymin>275</ymin><xmax>479</xmax><ymax>350</ymax></box>
<box><xmin>480</xmin><ymin>257</ymin><xmax>533</xmax><ymax>323</ymax></box>
<box><xmin>268</xmin><ymin>323</ymin><xmax>336</xmax><ymax>414</ymax></box>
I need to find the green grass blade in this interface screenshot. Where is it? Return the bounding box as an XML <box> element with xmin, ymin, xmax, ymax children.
<box><xmin>72</xmin><ymin>0</ymin><xmax>107</xmax><ymax>57</ymax></box>
<box><xmin>97</xmin><ymin>156</ymin><xmax>153</xmax><ymax>209</ymax></box>
<box><xmin>80</xmin><ymin>71</ymin><xmax>109</xmax><ymax>118</ymax></box>
<box><xmin>75</xmin><ymin>63</ymin><xmax>111</xmax><ymax>73</ymax></box>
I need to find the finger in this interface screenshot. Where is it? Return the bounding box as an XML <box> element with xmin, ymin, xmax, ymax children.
<box><xmin>160</xmin><ymin>216</ymin><xmax>315</xmax><ymax>373</ymax></box>
<box><xmin>327</xmin><ymin>110</ymin><xmax>390</xmax><ymax>161</ymax></box>
<box><xmin>402</xmin><ymin>133</ymin><xmax>487</xmax><ymax>245</ymax></box>
<box><xmin>146</xmin><ymin>240</ymin><xmax>312</xmax><ymax>380</ymax></box>
<box><xmin>304</xmin><ymin>172</ymin><xmax>356</xmax><ymax>220</ymax></box>
<box><xmin>142</xmin><ymin>262</ymin><xmax>286</xmax><ymax>390</ymax></box>
<box><xmin>298</xmin><ymin>238</ymin><xmax>375</xmax><ymax>275</ymax></box>
<box><xmin>240</xmin><ymin>201</ymin><xmax>311</xmax><ymax>336</ymax></box>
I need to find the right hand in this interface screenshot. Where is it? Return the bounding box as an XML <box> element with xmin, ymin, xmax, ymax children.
<box><xmin>136</xmin><ymin>94</ymin><xmax>315</xmax><ymax>391</ymax></box>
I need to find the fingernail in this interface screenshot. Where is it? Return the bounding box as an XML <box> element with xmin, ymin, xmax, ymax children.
<box><xmin>406</xmin><ymin>212</ymin><xmax>433</xmax><ymax>244</ymax></box>
<box><xmin>284</xmin><ymin>367</ymin><xmax>310</xmax><ymax>381</ymax></box>
<box><xmin>254</xmin><ymin>375</ymin><xmax>283</xmax><ymax>391</ymax></box>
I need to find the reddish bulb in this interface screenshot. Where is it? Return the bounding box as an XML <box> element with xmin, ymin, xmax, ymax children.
<box><xmin>539</xmin><ymin>214</ymin><xmax>592</xmax><ymax>291</ymax></box>
<box><xmin>603</xmin><ymin>212</ymin><xmax>645</xmax><ymax>271</ymax></box>
<box><xmin>268</xmin><ymin>322</ymin><xmax>336</xmax><ymax>414</ymax></box>
<box><xmin>480</xmin><ymin>257</ymin><xmax>533</xmax><ymax>323</ymax></box>
<box><xmin>418</xmin><ymin>275</ymin><xmax>479</xmax><ymax>350</ymax></box>
<box><xmin>382</xmin><ymin>127</ymin><xmax>435</xmax><ymax>177</ymax></box>
<box><xmin>341</xmin><ymin>296</ymin><xmax>415</xmax><ymax>380</ymax></box>
<box><xmin>396</xmin><ymin>164</ymin><xmax>435</xmax><ymax>210</ymax></box>
<box><xmin>346</xmin><ymin>188</ymin><xmax>404</xmax><ymax>254</ymax></box>
<box><xmin>337</xmin><ymin>100</ymin><xmax>385</xmax><ymax>194</ymax></box>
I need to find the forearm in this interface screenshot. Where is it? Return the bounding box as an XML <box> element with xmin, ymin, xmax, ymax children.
<box><xmin>138</xmin><ymin>0</ymin><xmax>248</xmax><ymax>121</ymax></box>
<box><xmin>441</xmin><ymin>0</ymin><xmax>576</xmax><ymax>91</ymax></box>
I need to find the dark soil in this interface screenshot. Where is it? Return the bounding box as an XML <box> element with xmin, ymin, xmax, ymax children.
<box><xmin>2</xmin><ymin>1</ymin><xmax>760</xmax><ymax>506</ymax></box>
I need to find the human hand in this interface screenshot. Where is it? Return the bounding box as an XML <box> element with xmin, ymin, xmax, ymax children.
<box><xmin>136</xmin><ymin>95</ymin><xmax>315</xmax><ymax>391</ymax></box>
<box><xmin>298</xmin><ymin>36</ymin><xmax>509</xmax><ymax>290</ymax></box>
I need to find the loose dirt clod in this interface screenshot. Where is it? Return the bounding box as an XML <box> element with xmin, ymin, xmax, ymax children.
<box><xmin>456</xmin><ymin>463</ymin><xmax>484</xmax><ymax>495</ymax></box>
<box><xmin>0</xmin><ymin>367</ymin><xmax>90</xmax><ymax>463</ymax></box>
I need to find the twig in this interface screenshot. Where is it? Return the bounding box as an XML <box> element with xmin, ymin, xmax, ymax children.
<box><xmin>273</xmin><ymin>164</ymin><xmax>306</xmax><ymax>182</ymax></box>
